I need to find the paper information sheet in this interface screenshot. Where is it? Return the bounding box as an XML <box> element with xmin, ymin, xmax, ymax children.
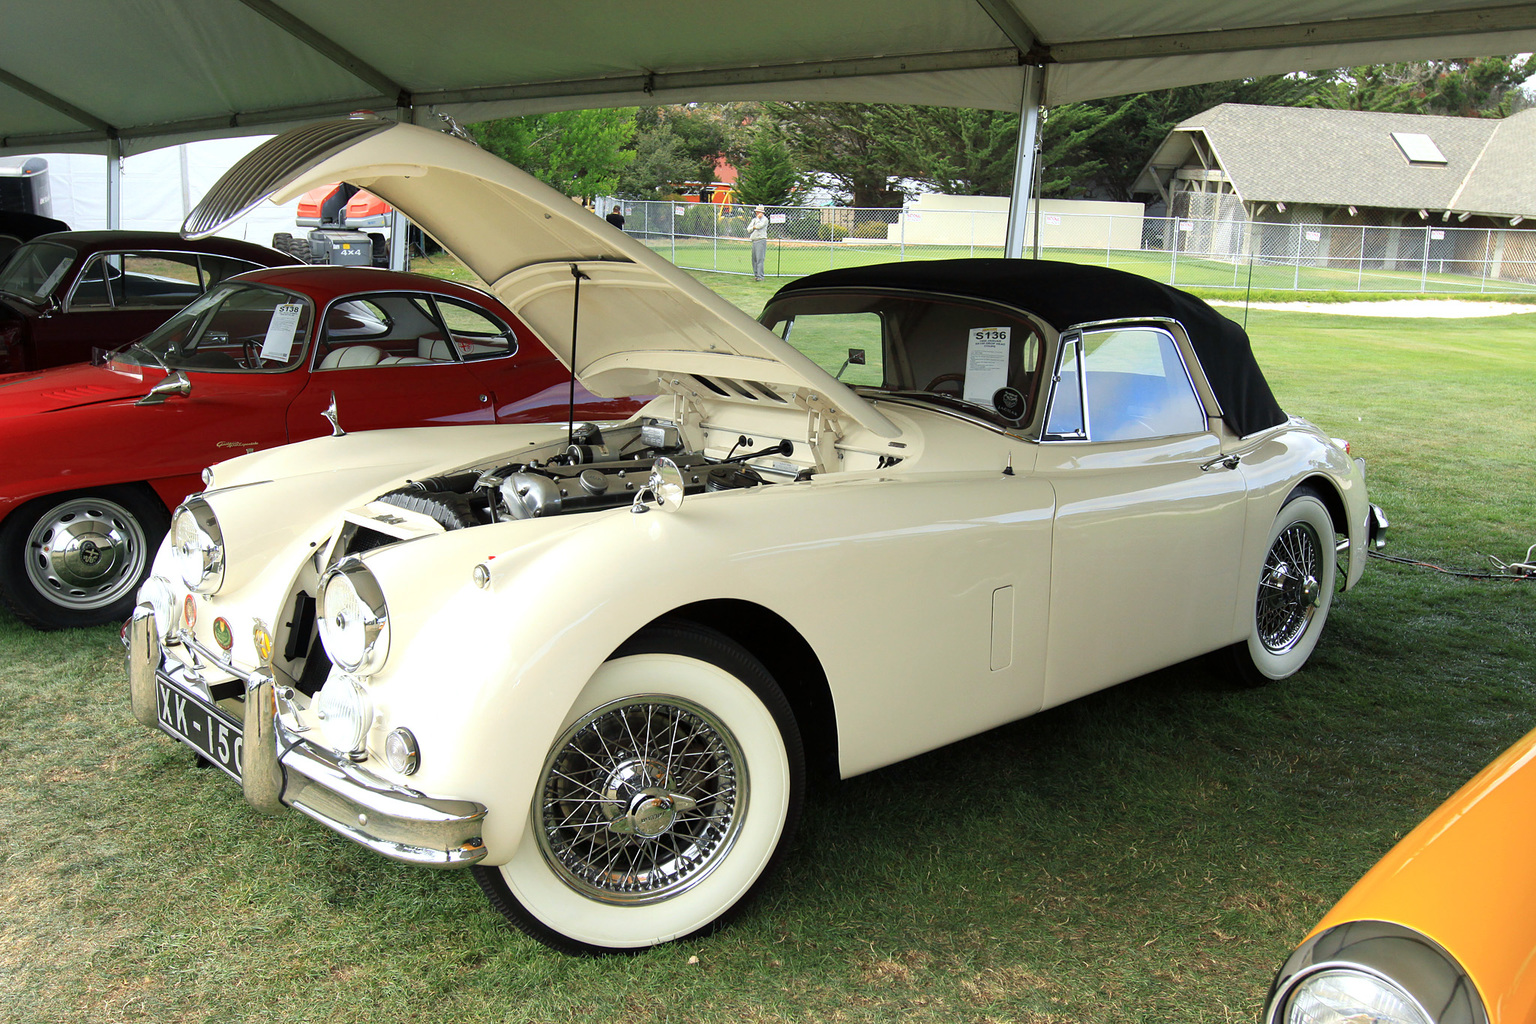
<box><xmin>259</xmin><ymin>303</ymin><xmax>304</xmax><ymax>362</ymax></box>
<box><xmin>962</xmin><ymin>326</ymin><xmax>1010</xmax><ymax>406</ymax></box>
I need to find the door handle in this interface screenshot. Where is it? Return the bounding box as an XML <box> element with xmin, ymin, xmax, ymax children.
<box><xmin>1201</xmin><ymin>454</ymin><xmax>1241</xmax><ymax>472</ymax></box>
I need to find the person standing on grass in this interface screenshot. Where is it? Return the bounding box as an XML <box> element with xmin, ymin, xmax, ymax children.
<box><xmin>748</xmin><ymin>205</ymin><xmax>769</xmax><ymax>281</ymax></box>
<box><xmin>606</xmin><ymin>202</ymin><xmax>626</xmax><ymax>231</ymax></box>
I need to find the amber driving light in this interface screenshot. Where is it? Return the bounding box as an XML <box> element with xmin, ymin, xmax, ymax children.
<box><xmin>385</xmin><ymin>728</ymin><xmax>420</xmax><ymax>776</ymax></box>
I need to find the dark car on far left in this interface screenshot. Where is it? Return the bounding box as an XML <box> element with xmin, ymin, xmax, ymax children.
<box><xmin>0</xmin><ymin>230</ymin><xmax>299</xmax><ymax>374</ymax></box>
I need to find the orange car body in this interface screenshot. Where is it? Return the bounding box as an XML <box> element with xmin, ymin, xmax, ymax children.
<box><xmin>1267</xmin><ymin>727</ymin><xmax>1536</xmax><ymax>1022</ymax></box>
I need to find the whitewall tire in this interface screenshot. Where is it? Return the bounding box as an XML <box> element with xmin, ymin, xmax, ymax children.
<box><xmin>1232</xmin><ymin>488</ymin><xmax>1337</xmax><ymax>685</ymax></box>
<box><xmin>474</xmin><ymin>621</ymin><xmax>804</xmax><ymax>954</ymax></box>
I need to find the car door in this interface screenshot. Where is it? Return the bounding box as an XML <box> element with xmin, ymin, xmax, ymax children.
<box><xmin>433</xmin><ymin>292</ymin><xmax>638</xmax><ymax>424</ymax></box>
<box><xmin>33</xmin><ymin>250</ymin><xmax>232</xmax><ymax>368</ymax></box>
<box><xmin>1035</xmin><ymin>320</ymin><xmax>1249</xmax><ymax>708</ymax></box>
<box><xmin>286</xmin><ymin>291</ymin><xmax>499</xmax><ymax>439</ymax></box>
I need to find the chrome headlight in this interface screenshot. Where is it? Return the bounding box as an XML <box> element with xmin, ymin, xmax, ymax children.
<box><xmin>1266</xmin><ymin>921</ymin><xmax>1485</xmax><ymax>1024</ymax></box>
<box><xmin>317</xmin><ymin>557</ymin><xmax>389</xmax><ymax>674</ymax></box>
<box><xmin>137</xmin><ymin>575</ymin><xmax>181</xmax><ymax>640</ymax></box>
<box><xmin>168</xmin><ymin>498</ymin><xmax>225</xmax><ymax>594</ymax></box>
<box><xmin>314</xmin><ymin>672</ymin><xmax>373</xmax><ymax>759</ymax></box>
<box><xmin>1279</xmin><ymin>969</ymin><xmax>1432</xmax><ymax>1024</ymax></box>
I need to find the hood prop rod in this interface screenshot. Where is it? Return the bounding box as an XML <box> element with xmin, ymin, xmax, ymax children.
<box><xmin>566</xmin><ymin>263</ymin><xmax>589</xmax><ymax>448</ymax></box>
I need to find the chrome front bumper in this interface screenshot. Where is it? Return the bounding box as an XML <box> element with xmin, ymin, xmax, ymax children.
<box><xmin>1368</xmin><ymin>503</ymin><xmax>1389</xmax><ymax>550</ymax></box>
<box><xmin>126</xmin><ymin>604</ymin><xmax>488</xmax><ymax>868</ymax></box>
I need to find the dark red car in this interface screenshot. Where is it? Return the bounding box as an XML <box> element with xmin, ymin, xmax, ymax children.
<box><xmin>0</xmin><ymin>265</ymin><xmax>638</xmax><ymax>629</ymax></box>
<box><xmin>0</xmin><ymin>230</ymin><xmax>299</xmax><ymax>374</ymax></box>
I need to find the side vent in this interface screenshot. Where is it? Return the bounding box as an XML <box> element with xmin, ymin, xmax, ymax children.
<box><xmin>689</xmin><ymin>374</ymin><xmax>730</xmax><ymax>397</ymax></box>
<box><xmin>748</xmin><ymin>381</ymin><xmax>788</xmax><ymax>403</ymax></box>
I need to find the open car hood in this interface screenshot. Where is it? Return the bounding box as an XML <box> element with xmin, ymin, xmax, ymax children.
<box><xmin>185</xmin><ymin>115</ymin><xmax>897</xmax><ymax>439</ymax></box>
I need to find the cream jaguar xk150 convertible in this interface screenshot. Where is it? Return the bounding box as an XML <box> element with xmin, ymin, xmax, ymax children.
<box><xmin>126</xmin><ymin>115</ymin><xmax>1386</xmax><ymax>954</ymax></box>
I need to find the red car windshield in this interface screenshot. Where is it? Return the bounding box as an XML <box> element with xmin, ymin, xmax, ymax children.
<box><xmin>115</xmin><ymin>282</ymin><xmax>314</xmax><ymax>372</ymax></box>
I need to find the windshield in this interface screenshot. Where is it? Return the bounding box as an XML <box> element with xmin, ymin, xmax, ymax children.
<box><xmin>0</xmin><ymin>241</ymin><xmax>75</xmax><ymax>302</ymax></box>
<box><xmin>114</xmin><ymin>282</ymin><xmax>313</xmax><ymax>372</ymax></box>
<box><xmin>760</xmin><ymin>290</ymin><xmax>1046</xmax><ymax>428</ymax></box>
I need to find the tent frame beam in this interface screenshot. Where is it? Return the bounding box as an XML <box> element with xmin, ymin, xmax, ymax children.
<box><xmin>234</xmin><ymin>0</ymin><xmax>410</xmax><ymax>106</ymax></box>
<box><xmin>0</xmin><ymin>65</ymin><xmax>115</xmax><ymax>135</ymax></box>
<box><xmin>1051</xmin><ymin>2</ymin><xmax>1536</xmax><ymax>63</ymax></box>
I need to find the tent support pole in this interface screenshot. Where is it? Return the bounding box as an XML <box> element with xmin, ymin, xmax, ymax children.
<box><xmin>1004</xmin><ymin>65</ymin><xmax>1042</xmax><ymax>260</ymax></box>
<box><xmin>107</xmin><ymin>136</ymin><xmax>123</xmax><ymax>230</ymax></box>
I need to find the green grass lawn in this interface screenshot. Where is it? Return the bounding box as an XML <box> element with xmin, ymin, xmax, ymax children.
<box><xmin>1</xmin><ymin>281</ymin><xmax>1533</xmax><ymax>1022</ymax></box>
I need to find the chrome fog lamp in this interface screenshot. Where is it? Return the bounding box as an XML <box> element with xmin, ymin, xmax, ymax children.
<box><xmin>168</xmin><ymin>497</ymin><xmax>225</xmax><ymax>594</ymax></box>
<box><xmin>317</xmin><ymin>557</ymin><xmax>390</xmax><ymax>674</ymax></box>
<box><xmin>1280</xmin><ymin>970</ymin><xmax>1432</xmax><ymax>1024</ymax></box>
<box><xmin>137</xmin><ymin>575</ymin><xmax>181</xmax><ymax>639</ymax></box>
<box><xmin>385</xmin><ymin>728</ymin><xmax>420</xmax><ymax>776</ymax></box>
<box><xmin>314</xmin><ymin>672</ymin><xmax>374</xmax><ymax>759</ymax></box>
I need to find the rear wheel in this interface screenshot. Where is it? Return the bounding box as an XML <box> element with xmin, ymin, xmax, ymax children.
<box><xmin>473</xmin><ymin>621</ymin><xmax>804</xmax><ymax>954</ymax></box>
<box><xmin>0</xmin><ymin>486</ymin><xmax>169</xmax><ymax>630</ymax></box>
<box><xmin>1229</xmin><ymin>487</ymin><xmax>1336</xmax><ymax>685</ymax></box>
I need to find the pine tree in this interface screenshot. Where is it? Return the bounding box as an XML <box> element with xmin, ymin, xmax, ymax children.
<box><xmin>732</xmin><ymin>135</ymin><xmax>802</xmax><ymax>207</ymax></box>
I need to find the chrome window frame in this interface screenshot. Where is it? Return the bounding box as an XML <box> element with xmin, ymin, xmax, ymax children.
<box><xmin>311</xmin><ymin>289</ymin><xmax>518</xmax><ymax>372</ymax></box>
<box><xmin>1040</xmin><ymin>317</ymin><xmax>1210</xmax><ymax>444</ymax></box>
<box><xmin>64</xmin><ymin>248</ymin><xmax>211</xmax><ymax>312</ymax></box>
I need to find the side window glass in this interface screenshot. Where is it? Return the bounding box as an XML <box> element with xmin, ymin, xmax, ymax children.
<box><xmin>1044</xmin><ymin>337</ymin><xmax>1084</xmax><ymax>439</ymax></box>
<box><xmin>432</xmin><ymin>296</ymin><xmax>515</xmax><ymax>361</ymax></box>
<box><xmin>315</xmin><ymin>298</ymin><xmax>393</xmax><ymax>369</ymax></box>
<box><xmin>1080</xmin><ymin>327</ymin><xmax>1205</xmax><ymax>442</ymax></box>
<box><xmin>118</xmin><ymin>254</ymin><xmax>205</xmax><ymax>306</ymax></box>
<box><xmin>199</xmin><ymin>255</ymin><xmax>262</xmax><ymax>287</ymax></box>
<box><xmin>70</xmin><ymin>253</ymin><xmax>122</xmax><ymax>307</ymax></box>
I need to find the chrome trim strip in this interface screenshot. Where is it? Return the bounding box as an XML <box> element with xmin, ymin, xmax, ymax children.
<box><xmin>183</xmin><ymin>115</ymin><xmax>395</xmax><ymax>239</ymax></box>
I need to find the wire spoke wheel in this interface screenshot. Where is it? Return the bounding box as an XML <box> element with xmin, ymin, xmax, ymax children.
<box><xmin>1256</xmin><ymin>520</ymin><xmax>1323</xmax><ymax>654</ymax></box>
<box><xmin>1230</xmin><ymin>489</ymin><xmax>1337</xmax><ymax>685</ymax></box>
<box><xmin>474</xmin><ymin>621</ymin><xmax>804</xmax><ymax>954</ymax></box>
<box><xmin>536</xmin><ymin>696</ymin><xmax>745</xmax><ymax>904</ymax></box>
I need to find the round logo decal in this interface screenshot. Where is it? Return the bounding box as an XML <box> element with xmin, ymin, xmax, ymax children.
<box><xmin>212</xmin><ymin>617</ymin><xmax>233</xmax><ymax>651</ymax></box>
<box><xmin>993</xmin><ymin>386</ymin><xmax>1026</xmax><ymax>420</ymax></box>
<box><xmin>79</xmin><ymin>541</ymin><xmax>102</xmax><ymax>566</ymax></box>
<box><xmin>182</xmin><ymin>594</ymin><xmax>197</xmax><ymax>629</ymax></box>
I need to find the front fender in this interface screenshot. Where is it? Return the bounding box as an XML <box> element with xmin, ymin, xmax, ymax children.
<box><xmin>350</xmin><ymin>469</ymin><xmax>1058</xmax><ymax>862</ymax></box>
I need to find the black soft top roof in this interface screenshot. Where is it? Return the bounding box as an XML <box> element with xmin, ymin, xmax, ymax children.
<box><xmin>770</xmin><ymin>259</ymin><xmax>1286</xmax><ymax>438</ymax></box>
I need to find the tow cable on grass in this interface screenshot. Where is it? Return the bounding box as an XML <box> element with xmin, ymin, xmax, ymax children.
<box><xmin>1369</xmin><ymin>544</ymin><xmax>1536</xmax><ymax>581</ymax></box>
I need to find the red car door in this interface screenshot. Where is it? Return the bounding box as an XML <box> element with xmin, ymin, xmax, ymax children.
<box><xmin>285</xmin><ymin>291</ymin><xmax>499</xmax><ymax>440</ymax></box>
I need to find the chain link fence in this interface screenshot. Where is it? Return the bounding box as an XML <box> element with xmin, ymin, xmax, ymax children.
<box><xmin>608</xmin><ymin>196</ymin><xmax>1536</xmax><ymax>295</ymax></box>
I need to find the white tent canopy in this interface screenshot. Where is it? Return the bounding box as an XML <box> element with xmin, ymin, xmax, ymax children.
<box><xmin>4</xmin><ymin>1</ymin><xmax>1536</xmax><ymax>156</ymax></box>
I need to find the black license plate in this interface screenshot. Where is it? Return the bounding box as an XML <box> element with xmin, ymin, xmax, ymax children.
<box><xmin>157</xmin><ymin>678</ymin><xmax>243</xmax><ymax>780</ymax></box>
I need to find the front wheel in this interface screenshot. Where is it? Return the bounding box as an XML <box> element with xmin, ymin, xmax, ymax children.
<box><xmin>1229</xmin><ymin>487</ymin><xmax>1337</xmax><ymax>685</ymax></box>
<box><xmin>473</xmin><ymin>621</ymin><xmax>804</xmax><ymax>954</ymax></box>
<box><xmin>0</xmin><ymin>486</ymin><xmax>169</xmax><ymax>630</ymax></box>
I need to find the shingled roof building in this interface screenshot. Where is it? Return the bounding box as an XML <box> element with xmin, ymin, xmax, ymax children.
<box><xmin>1133</xmin><ymin>104</ymin><xmax>1536</xmax><ymax>286</ymax></box>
